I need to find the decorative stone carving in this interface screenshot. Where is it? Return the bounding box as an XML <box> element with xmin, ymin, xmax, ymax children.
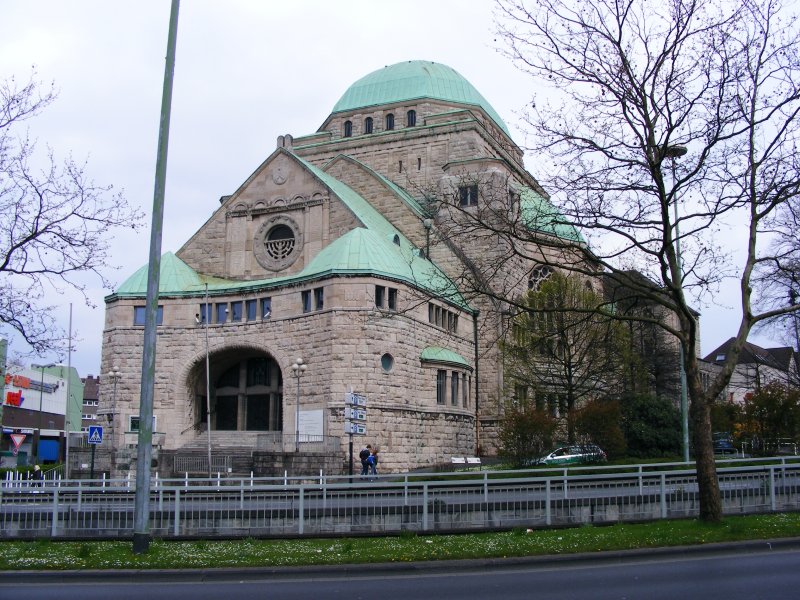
<box><xmin>272</xmin><ymin>165</ymin><xmax>288</xmax><ymax>185</ymax></box>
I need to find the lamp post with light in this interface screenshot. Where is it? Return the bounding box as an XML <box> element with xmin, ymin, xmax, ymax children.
<box><xmin>291</xmin><ymin>358</ymin><xmax>306</xmax><ymax>452</ymax></box>
<box><xmin>33</xmin><ymin>363</ymin><xmax>56</xmax><ymax>464</ymax></box>
<box><xmin>664</xmin><ymin>144</ymin><xmax>690</xmax><ymax>463</ymax></box>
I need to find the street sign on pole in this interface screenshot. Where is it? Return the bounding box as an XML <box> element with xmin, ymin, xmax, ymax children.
<box><xmin>88</xmin><ymin>426</ymin><xmax>103</xmax><ymax>445</ymax></box>
<box><xmin>10</xmin><ymin>433</ymin><xmax>25</xmax><ymax>456</ymax></box>
<box><xmin>344</xmin><ymin>421</ymin><xmax>367</xmax><ymax>435</ymax></box>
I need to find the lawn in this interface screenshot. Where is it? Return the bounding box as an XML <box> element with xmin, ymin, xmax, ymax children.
<box><xmin>1</xmin><ymin>513</ymin><xmax>798</xmax><ymax>571</ymax></box>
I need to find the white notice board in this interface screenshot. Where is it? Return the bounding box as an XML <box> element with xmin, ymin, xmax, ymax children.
<box><xmin>299</xmin><ymin>409</ymin><xmax>323</xmax><ymax>440</ymax></box>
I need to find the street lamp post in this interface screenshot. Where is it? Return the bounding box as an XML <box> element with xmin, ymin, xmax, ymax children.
<box><xmin>665</xmin><ymin>144</ymin><xmax>690</xmax><ymax>463</ymax></box>
<box><xmin>291</xmin><ymin>358</ymin><xmax>307</xmax><ymax>452</ymax></box>
<box><xmin>34</xmin><ymin>363</ymin><xmax>56</xmax><ymax>464</ymax></box>
<box><xmin>106</xmin><ymin>366</ymin><xmax>121</xmax><ymax>446</ymax></box>
<box><xmin>790</xmin><ymin>288</ymin><xmax>800</xmax><ymax>356</ymax></box>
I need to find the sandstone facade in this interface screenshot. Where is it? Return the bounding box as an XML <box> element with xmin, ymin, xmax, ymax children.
<box><xmin>100</xmin><ymin>61</ymin><xmax>588</xmax><ymax>476</ymax></box>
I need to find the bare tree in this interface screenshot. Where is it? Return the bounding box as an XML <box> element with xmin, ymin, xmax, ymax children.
<box><xmin>474</xmin><ymin>0</ymin><xmax>800</xmax><ymax>521</ymax></box>
<box><xmin>1</xmin><ymin>71</ymin><xmax>144</xmax><ymax>355</ymax></box>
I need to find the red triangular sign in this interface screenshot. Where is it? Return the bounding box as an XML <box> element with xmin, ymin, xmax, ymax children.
<box><xmin>10</xmin><ymin>433</ymin><xmax>26</xmax><ymax>450</ymax></box>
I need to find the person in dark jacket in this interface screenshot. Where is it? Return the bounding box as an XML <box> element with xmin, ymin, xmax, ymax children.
<box><xmin>359</xmin><ymin>444</ymin><xmax>372</xmax><ymax>477</ymax></box>
<box><xmin>31</xmin><ymin>465</ymin><xmax>44</xmax><ymax>486</ymax></box>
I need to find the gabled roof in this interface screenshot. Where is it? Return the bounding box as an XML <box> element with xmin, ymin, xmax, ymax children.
<box><xmin>329</xmin><ymin>60</ymin><xmax>510</xmax><ymax>136</ymax></box>
<box><xmin>109</xmin><ymin>153</ymin><xmax>470</xmax><ymax>311</ymax></box>
<box><xmin>703</xmin><ymin>337</ymin><xmax>792</xmax><ymax>371</ymax></box>
<box><xmin>323</xmin><ymin>154</ymin><xmax>430</xmax><ymax>219</ymax></box>
<box><xmin>519</xmin><ymin>187</ymin><xmax>585</xmax><ymax>243</ymax></box>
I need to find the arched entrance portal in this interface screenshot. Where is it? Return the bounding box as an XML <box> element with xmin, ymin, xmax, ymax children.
<box><xmin>196</xmin><ymin>350</ymin><xmax>283</xmax><ymax>432</ymax></box>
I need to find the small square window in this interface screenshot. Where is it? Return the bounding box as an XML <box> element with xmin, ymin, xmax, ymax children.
<box><xmin>231</xmin><ymin>301</ymin><xmax>243</xmax><ymax>322</ymax></box>
<box><xmin>216</xmin><ymin>303</ymin><xmax>228</xmax><ymax>324</ymax></box>
<box><xmin>459</xmin><ymin>185</ymin><xmax>478</xmax><ymax>207</ymax></box>
<box><xmin>199</xmin><ymin>303</ymin><xmax>211</xmax><ymax>324</ymax></box>
<box><xmin>246</xmin><ymin>299</ymin><xmax>257</xmax><ymax>321</ymax></box>
<box><xmin>301</xmin><ymin>290</ymin><xmax>312</xmax><ymax>313</ymax></box>
<box><xmin>129</xmin><ymin>415</ymin><xmax>157</xmax><ymax>432</ymax></box>
<box><xmin>133</xmin><ymin>305</ymin><xmax>163</xmax><ymax>326</ymax></box>
<box><xmin>375</xmin><ymin>286</ymin><xmax>386</xmax><ymax>308</ymax></box>
<box><xmin>261</xmin><ymin>297</ymin><xmax>272</xmax><ymax>319</ymax></box>
<box><xmin>388</xmin><ymin>288</ymin><xmax>397</xmax><ymax>310</ymax></box>
<box><xmin>314</xmin><ymin>287</ymin><xmax>324</xmax><ymax>310</ymax></box>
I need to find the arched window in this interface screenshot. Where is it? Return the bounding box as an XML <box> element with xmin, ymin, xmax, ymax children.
<box><xmin>406</xmin><ymin>109</ymin><xmax>416</xmax><ymax>127</ymax></box>
<box><xmin>343</xmin><ymin>120</ymin><xmax>353</xmax><ymax>138</ymax></box>
<box><xmin>385</xmin><ymin>113</ymin><xmax>394</xmax><ymax>130</ymax></box>
<box><xmin>528</xmin><ymin>265</ymin><xmax>553</xmax><ymax>290</ymax></box>
<box><xmin>364</xmin><ymin>117</ymin><xmax>373</xmax><ymax>134</ymax></box>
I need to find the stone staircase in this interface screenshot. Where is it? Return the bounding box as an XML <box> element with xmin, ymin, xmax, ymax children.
<box><xmin>177</xmin><ymin>430</ymin><xmax>263</xmax><ymax>451</ymax></box>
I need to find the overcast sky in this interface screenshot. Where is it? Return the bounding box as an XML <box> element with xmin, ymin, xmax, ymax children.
<box><xmin>1</xmin><ymin>0</ymin><xmax>777</xmax><ymax>378</ymax></box>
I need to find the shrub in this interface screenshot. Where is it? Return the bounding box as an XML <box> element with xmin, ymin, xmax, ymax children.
<box><xmin>574</xmin><ymin>398</ymin><xmax>627</xmax><ymax>459</ymax></box>
<box><xmin>620</xmin><ymin>393</ymin><xmax>681</xmax><ymax>458</ymax></box>
<box><xmin>498</xmin><ymin>402</ymin><xmax>559</xmax><ymax>467</ymax></box>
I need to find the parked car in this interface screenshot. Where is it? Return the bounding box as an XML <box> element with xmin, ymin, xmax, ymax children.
<box><xmin>713</xmin><ymin>432</ymin><xmax>738</xmax><ymax>455</ymax></box>
<box><xmin>713</xmin><ymin>438</ymin><xmax>738</xmax><ymax>455</ymax></box>
<box><xmin>536</xmin><ymin>444</ymin><xmax>607</xmax><ymax>466</ymax></box>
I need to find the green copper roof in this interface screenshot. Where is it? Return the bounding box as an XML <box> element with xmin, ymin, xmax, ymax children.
<box><xmin>519</xmin><ymin>188</ymin><xmax>585</xmax><ymax>244</ymax></box>
<box><xmin>115</xmin><ymin>252</ymin><xmax>231</xmax><ymax>295</ymax></box>
<box><xmin>420</xmin><ymin>346</ymin><xmax>472</xmax><ymax>370</ymax></box>
<box><xmin>111</xmin><ymin>154</ymin><xmax>470</xmax><ymax>311</ymax></box>
<box><xmin>331</xmin><ymin>61</ymin><xmax>510</xmax><ymax>136</ymax></box>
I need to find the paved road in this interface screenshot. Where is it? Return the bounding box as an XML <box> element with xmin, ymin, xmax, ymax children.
<box><xmin>2</xmin><ymin>541</ymin><xmax>798</xmax><ymax>599</ymax></box>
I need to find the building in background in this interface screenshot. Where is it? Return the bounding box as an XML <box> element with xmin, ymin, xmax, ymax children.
<box><xmin>80</xmin><ymin>375</ymin><xmax>100</xmax><ymax>434</ymax></box>
<box><xmin>1</xmin><ymin>363</ymin><xmax>83</xmax><ymax>467</ymax></box>
<box><xmin>703</xmin><ymin>338</ymin><xmax>799</xmax><ymax>404</ymax></box>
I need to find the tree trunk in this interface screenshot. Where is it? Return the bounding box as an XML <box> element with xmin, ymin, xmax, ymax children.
<box><xmin>691</xmin><ymin>396</ymin><xmax>722</xmax><ymax>521</ymax></box>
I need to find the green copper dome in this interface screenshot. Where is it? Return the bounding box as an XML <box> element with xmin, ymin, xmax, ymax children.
<box><xmin>331</xmin><ymin>60</ymin><xmax>510</xmax><ymax>136</ymax></box>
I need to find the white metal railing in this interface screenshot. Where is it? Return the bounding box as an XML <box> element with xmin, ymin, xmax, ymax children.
<box><xmin>1</xmin><ymin>459</ymin><xmax>798</xmax><ymax>540</ymax></box>
<box><xmin>173</xmin><ymin>455</ymin><xmax>232</xmax><ymax>474</ymax></box>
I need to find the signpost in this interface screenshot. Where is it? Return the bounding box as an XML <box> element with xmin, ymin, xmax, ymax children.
<box><xmin>344</xmin><ymin>392</ymin><xmax>367</xmax><ymax>477</ymax></box>
<box><xmin>10</xmin><ymin>433</ymin><xmax>25</xmax><ymax>456</ymax></box>
<box><xmin>87</xmin><ymin>425</ymin><xmax>103</xmax><ymax>480</ymax></box>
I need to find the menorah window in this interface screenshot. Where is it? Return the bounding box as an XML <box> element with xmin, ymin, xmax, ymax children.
<box><xmin>265</xmin><ymin>224</ymin><xmax>295</xmax><ymax>260</ymax></box>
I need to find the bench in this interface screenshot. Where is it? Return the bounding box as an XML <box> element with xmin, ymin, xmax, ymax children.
<box><xmin>467</xmin><ymin>457</ymin><xmax>482</xmax><ymax>469</ymax></box>
<box><xmin>451</xmin><ymin>457</ymin><xmax>467</xmax><ymax>466</ymax></box>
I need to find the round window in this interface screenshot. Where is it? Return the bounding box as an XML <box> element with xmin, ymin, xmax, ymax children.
<box><xmin>254</xmin><ymin>216</ymin><xmax>303</xmax><ymax>271</ymax></box>
<box><xmin>381</xmin><ymin>353</ymin><xmax>394</xmax><ymax>373</ymax></box>
<box><xmin>265</xmin><ymin>224</ymin><xmax>295</xmax><ymax>260</ymax></box>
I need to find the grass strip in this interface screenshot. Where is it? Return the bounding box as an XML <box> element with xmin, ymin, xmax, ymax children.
<box><xmin>0</xmin><ymin>513</ymin><xmax>798</xmax><ymax>571</ymax></box>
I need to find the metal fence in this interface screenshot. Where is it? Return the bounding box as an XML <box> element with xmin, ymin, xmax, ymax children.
<box><xmin>1</xmin><ymin>457</ymin><xmax>798</xmax><ymax>540</ymax></box>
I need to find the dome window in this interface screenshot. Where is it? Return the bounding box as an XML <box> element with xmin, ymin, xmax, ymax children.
<box><xmin>385</xmin><ymin>113</ymin><xmax>394</xmax><ymax>131</ymax></box>
<box><xmin>343</xmin><ymin>120</ymin><xmax>353</xmax><ymax>138</ymax></box>
<box><xmin>364</xmin><ymin>117</ymin><xmax>373</xmax><ymax>134</ymax></box>
<box><xmin>407</xmin><ymin>110</ymin><xmax>416</xmax><ymax>127</ymax></box>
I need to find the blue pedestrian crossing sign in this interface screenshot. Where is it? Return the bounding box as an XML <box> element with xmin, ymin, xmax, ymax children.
<box><xmin>88</xmin><ymin>426</ymin><xmax>103</xmax><ymax>445</ymax></box>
